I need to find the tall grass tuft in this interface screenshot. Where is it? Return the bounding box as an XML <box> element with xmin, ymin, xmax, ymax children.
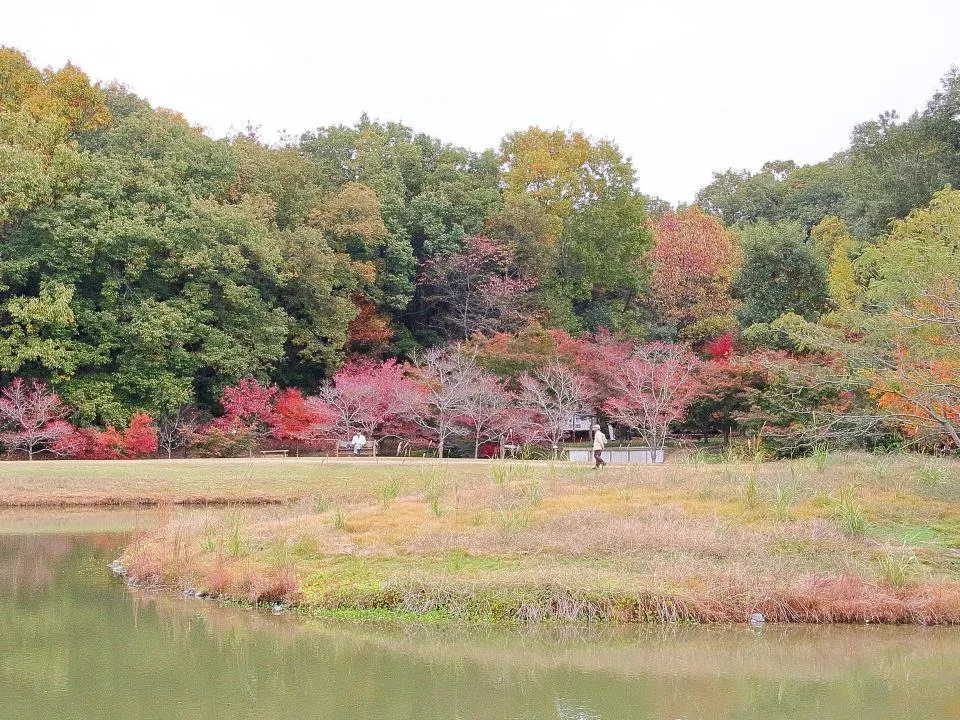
<box><xmin>773</xmin><ymin>483</ymin><xmax>793</xmax><ymax>522</ymax></box>
<box><xmin>199</xmin><ymin>531</ymin><xmax>218</xmax><ymax>553</ymax></box>
<box><xmin>423</xmin><ymin>471</ymin><xmax>449</xmax><ymax>517</ymax></box>
<box><xmin>332</xmin><ymin>506</ymin><xmax>347</xmax><ymax>530</ymax></box>
<box><xmin>810</xmin><ymin>444</ymin><xmax>831</xmax><ymax>471</ymax></box>
<box><xmin>490</xmin><ymin>460</ymin><xmax>531</xmax><ymax>487</ymax></box>
<box><xmin>742</xmin><ymin>474</ymin><xmax>759</xmax><ymax>507</ymax></box>
<box><xmin>226</xmin><ymin>512</ymin><xmax>245</xmax><ymax>556</ymax></box>
<box><xmin>490</xmin><ymin>462</ymin><xmax>512</xmax><ymax>487</ymax></box>
<box><xmin>835</xmin><ymin>487</ymin><xmax>867</xmax><ymax>535</ymax></box>
<box><xmin>875</xmin><ymin>547</ymin><xmax>920</xmax><ymax>588</ymax></box>
<box><xmin>519</xmin><ymin>478</ymin><xmax>543</xmax><ymax>506</ymax></box>
<box><xmin>685</xmin><ymin>448</ymin><xmax>710</xmax><ymax>468</ymax></box>
<box><xmin>376</xmin><ymin>476</ymin><xmax>403</xmax><ymax>508</ymax></box>
<box><xmin>915</xmin><ymin>462</ymin><xmax>950</xmax><ymax>488</ymax></box>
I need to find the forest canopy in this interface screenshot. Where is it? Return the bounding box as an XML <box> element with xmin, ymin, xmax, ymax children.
<box><xmin>1</xmin><ymin>46</ymin><xmax>958</xmax><ymax>454</ymax></box>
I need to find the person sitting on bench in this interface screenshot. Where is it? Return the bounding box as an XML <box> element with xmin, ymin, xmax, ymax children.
<box><xmin>350</xmin><ymin>431</ymin><xmax>367</xmax><ymax>455</ymax></box>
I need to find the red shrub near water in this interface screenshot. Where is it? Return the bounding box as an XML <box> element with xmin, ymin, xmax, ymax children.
<box><xmin>242</xmin><ymin>565</ymin><xmax>301</xmax><ymax>604</ymax></box>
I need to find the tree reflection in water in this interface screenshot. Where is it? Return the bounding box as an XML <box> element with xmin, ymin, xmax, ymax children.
<box><xmin>1</xmin><ymin>527</ymin><xmax>960</xmax><ymax>720</ymax></box>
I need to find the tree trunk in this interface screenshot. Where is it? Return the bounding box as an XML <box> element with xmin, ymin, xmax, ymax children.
<box><xmin>941</xmin><ymin>419</ymin><xmax>960</xmax><ymax>451</ymax></box>
<box><xmin>438</xmin><ymin>439</ymin><xmax>444</xmax><ymax>459</ymax></box>
<box><xmin>474</xmin><ymin>433</ymin><xmax>480</xmax><ymax>459</ymax></box>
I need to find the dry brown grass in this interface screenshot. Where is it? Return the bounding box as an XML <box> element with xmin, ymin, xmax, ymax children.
<box><xmin>104</xmin><ymin>452</ymin><xmax>960</xmax><ymax>622</ymax></box>
<box><xmin>0</xmin><ymin>456</ymin><xmax>582</xmax><ymax>506</ymax></box>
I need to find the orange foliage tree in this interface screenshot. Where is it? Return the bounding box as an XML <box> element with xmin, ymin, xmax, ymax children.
<box><xmin>649</xmin><ymin>207</ymin><xmax>740</xmax><ymax>341</ymax></box>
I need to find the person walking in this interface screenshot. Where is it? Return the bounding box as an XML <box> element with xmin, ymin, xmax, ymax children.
<box><xmin>592</xmin><ymin>424</ymin><xmax>607</xmax><ymax>468</ymax></box>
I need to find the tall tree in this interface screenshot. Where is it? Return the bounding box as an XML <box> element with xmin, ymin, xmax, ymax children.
<box><xmin>649</xmin><ymin>207</ymin><xmax>740</xmax><ymax>340</ymax></box>
<box><xmin>319</xmin><ymin>358</ymin><xmax>409</xmax><ymax>454</ymax></box>
<box><xmin>602</xmin><ymin>342</ymin><xmax>704</xmax><ymax>456</ymax></box>
<box><xmin>734</xmin><ymin>220</ymin><xmax>829</xmax><ymax>327</ymax></box>
<box><xmin>555</xmin><ymin>193</ymin><xmax>652</xmax><ymax>334</ymax></box>
<box><xmin>499</xmin><ymin>127</ymin><xmax>635</xmax><ymax>220</ymax></box>
<box><xmin>419</xmin><ymin>235</ymin><xmax>535</xmax><ymax>340</ymax></box>
<box><xmin>810</xmin><ymin>216</ymin><xmax>861</xmax><ymax>311</ymax></box>
<box><xmin>458</xmin><ymin>369</ymin><xmax>511</xmax><ymax>458</ymax></box>
<box><xmin>215</xmin><ymin>378</ymin><xmax>279</xmax><ymax>454</ymax></box>
<box><xmin>400</xmin><ymin>346</ymin><xmax>478</xmax><ymax>458</ymax></box>
<box><xmin>777</xmin><ymin>189</ymin><xmax>960</xmax><ymax>449</ymax></box>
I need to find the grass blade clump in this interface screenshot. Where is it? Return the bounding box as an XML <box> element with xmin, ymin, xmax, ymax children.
<box><xmin>810</xmin><ymin>444</ymin><xmax>831</xmax><ymax>472</ymax></box>
<box><xmin>226</xmin><ymin>512</ymin><xmax>245</xmax><ymax>557</ymax></box>
<box><xmin>915</xmin><ymin>462</ymin><xmax>950</xmax><ymax>488</ymax></box>
<box><xmin>836</xmin><ymin>487</ymin><xmax>867</xmax><ymax>535</ymax></box>
<box><xmin>773</xmin><ymin>483</ymin><xmax>793</xmax><ymax>522</ymax></box>
<box><xmin>376</xmin><ymin>476</ymin><xmax>403</xmax><ymax>508</ymax></box>
<box><xmin>742</xmin><ymin>474</ymin><xmax>759</xmax><ymax>508</ymax></box>
<box><xmin>875</xmin><ymin>547</ymin><xmax>920</xmax><ymax>588</ymax></box>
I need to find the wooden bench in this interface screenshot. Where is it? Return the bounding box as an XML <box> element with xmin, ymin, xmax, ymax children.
<box><xmin>259</xmin><ymin>449</ymin><xmax>290</xmax><ymax>458</ymax></box>
<box><xmin>335</xmin><ymin>440</ymin><xmax>378</xmax><ymax>457</ymax></box>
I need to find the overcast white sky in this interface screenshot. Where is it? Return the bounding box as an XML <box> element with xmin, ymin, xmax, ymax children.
<box><xmin>4</xmin><ymin>0</ymin><xmax>959</xmax><ymax>202</ymax></box>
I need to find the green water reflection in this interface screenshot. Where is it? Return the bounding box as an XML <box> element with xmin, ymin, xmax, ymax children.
<box><xmin>1</xmin><ymin>519</ymin><xmax>959</xmax><ymax>719</ymax></box>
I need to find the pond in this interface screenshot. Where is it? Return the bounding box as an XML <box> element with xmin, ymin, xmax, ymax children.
<box><xmin>1</xmin><ymin>509</ymin><xmax>959</xmax><ymax>720</ymax></box>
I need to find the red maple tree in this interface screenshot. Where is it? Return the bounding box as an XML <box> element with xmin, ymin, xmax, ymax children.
<box><xmin>271</xmin><ymin>389</ymin><xmax>335</xmax><ymax>448</ymax></box>
<box><xmin>216</xmin><ymin>378</ymin><xmax>279</xmax><ymax>444</ymax></box>
<box><xmin>602</xmin><ymin>342</ymin><xmax>705</xmax><ymax>456</ymax></box>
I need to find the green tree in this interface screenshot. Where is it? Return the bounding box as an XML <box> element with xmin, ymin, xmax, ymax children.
<box><xmin>499</xmin><ymin>127</ymin><xmax>635</xmax><ymax>221</ymax></box>
<box><xmin>696</xmin><ymin>160</ymin><xmax>847</xmax><ymax>231</ymax></box>
<box><xmin>0</xmin><ymin>83</ymin><xmax>355</xmax><ymax>421</ymax></box>
<box><xmin>554</xmin><ymin>193</ymin><xmax>652</xmax><ymax>334</ymax></box>
<box><xmin>811</xmin><ymin>216</ymin><xmax>860</xmax><ymax>310</ymax></box>
<box><xmin>773</xmin><ymin>189</ymin><xmax>960</xmax><ymax>449</ymax></box>
<box><xmin>734</xmin><ymin>221</ymin><xmax>829</xmax><ymax>327</ymax></box>
<box><xmin>844</xmin><ymin>110</ymin><xmax>955</xmax><ymax>238</ymax></box>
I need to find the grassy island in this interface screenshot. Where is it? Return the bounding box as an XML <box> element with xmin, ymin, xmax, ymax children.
<box><xmin>92</xmin><ymin>453</ymin><xmax>960</xmax><ymax>625</ymax></box>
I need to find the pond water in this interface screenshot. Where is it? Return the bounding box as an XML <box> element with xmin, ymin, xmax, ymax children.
<box><xmin>1</xmin><ymin>510</ymin><xmax>959</xmax><ymax>720</ymax></box>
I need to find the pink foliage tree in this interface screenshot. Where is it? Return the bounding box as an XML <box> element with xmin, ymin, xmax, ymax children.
<box><xmin>419</xmin><ymin>234</ymin><xmax>536</xmax><ymax>340</ymax></box>
<box><xmin>0</xmin><ymin>378</ymin><xmax>76</xmax><ymax>460</ymax></box>
<box><xmin>399</xmin><ymin>347</ymin><xmax>479</xmax><ymax>458</ymax></box>
<box><xmin>518</xmin><ymin>360</ymin><xmax>590</xmax><ymax>458</ymax></box>
<box><xmin>602</xmin><ymin>342</ymin><xmax>705</xmax><ymax>456</ymax></box>
<box><xmin>320</xmin><ymin>359</ymin><xmax>409</xmax><ymax>455</ymax></box>
<box><xmin>456</xmin><ymin>369</ymin><xmax>513</xmax><ymax>458</ymax></box>
<box><xmin>490</xmin><ymin>406</ymin><xmax>551</xmax><ymax>456</ymax></box>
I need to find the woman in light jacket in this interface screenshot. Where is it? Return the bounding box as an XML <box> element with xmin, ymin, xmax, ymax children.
<box><xmin>592</xmin><ymin>424</ymin><xmax>607</xmax><ymax>469</ymax></box>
